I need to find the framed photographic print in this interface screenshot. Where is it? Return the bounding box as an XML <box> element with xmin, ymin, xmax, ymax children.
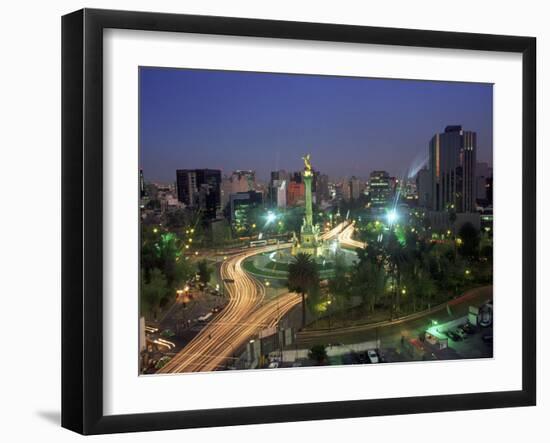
<box><xmin>62</xmin><ymin>8</ymin><xmax>536</xmax><ymax>435</ymax></box>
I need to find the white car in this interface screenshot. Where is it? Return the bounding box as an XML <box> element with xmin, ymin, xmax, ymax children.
<box><xmin>267</xmin><ymin>362</ymin><xmax>280</xmax><ymax>369</ymax></box>
<box><xmin>367</xmin><ymin>349</ymin><xmax>379</xmax><ymax>364</ymax></box>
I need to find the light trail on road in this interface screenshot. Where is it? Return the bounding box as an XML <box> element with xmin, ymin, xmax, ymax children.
<box><xmin>159</xmin><ymin>244</ymin><xmax>300</xmax><ymax>373</ymax></box>
<box><xmin>159</xmin><ymin>221</ymin><xmax>363</xmax><ymax>373</ymax></box>
<box><xmin>320</xmin><ymin>221</ymin><xmax>347</xmax><ymax>241</ymax></box>
<box><xmin>337</xmin><ymin>222</ymin><xmax>366</xmax><ymax>249</ymax></box>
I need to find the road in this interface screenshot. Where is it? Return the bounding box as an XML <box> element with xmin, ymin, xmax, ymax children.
<box><xmin>337</xmin><ymin>222</ymin><xmax>366</xmax><ymax>249</ymax></box>
<box><xmin>159</xmin><ymin>244</ymin><xmax>301</xmax><ymax>373</ymax></box>
<box><xmin>158</xmin><ymin>222</ymin><xmax>362</xmax><ymax>373</ymax></box>
<box><xmin>296</xmin><ymin>285</ymin><xmax>493</xmax><ymax>348</ymax></box>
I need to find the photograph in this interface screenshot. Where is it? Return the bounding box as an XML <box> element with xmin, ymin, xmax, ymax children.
<box><xmin>138</xmin><ymin>67</ymin><xmax>494</xmax><ymax>374</ymax></box>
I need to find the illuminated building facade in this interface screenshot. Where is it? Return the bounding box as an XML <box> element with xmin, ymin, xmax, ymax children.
<box><xmin>429</xmin><ymin>125</ymin><xmax>477</xmax><ymax>213</ymax></box>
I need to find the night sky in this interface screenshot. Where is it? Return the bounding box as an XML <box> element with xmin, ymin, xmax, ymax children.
<box><xmin>139</xmin><ymin>67</ymin><xmax>493</xmax><ymax>183</ymax></box>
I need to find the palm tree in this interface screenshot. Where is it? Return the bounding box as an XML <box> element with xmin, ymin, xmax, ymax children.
<box><xmin>287</xmin><ymin>253</ymin><xmax>319</xmax><ymax>329</ymax></box>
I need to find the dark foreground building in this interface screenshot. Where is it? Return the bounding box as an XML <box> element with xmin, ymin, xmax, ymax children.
<box><xmin>429</xmin><ymin>125</ymin><xmax>477</xmax><ymax>212</ymax></box>
<box><xmin>176</xmin><ymin>169</ymin><xmax>221</xmax><ymax>219</ymax></box>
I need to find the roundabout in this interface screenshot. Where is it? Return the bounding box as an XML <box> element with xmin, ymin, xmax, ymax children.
<box><xmin>242</xmin><ymin>245</ymin><xmax>358</xmax><ymax>280</ymax></box>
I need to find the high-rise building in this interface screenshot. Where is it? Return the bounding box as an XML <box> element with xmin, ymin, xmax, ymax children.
<box><xmin>271</xmin><ymin>170</ymin><xmax>289</xmax><ymax>183</ymax></box>
<box><xmin>139</xmin><ymin>169</ymin><xmax>145</xmax><ymax>198</ymax></box>
<box><xmin>268</xmin><ymin>170</ymin><xmax>289</xmax><ymax>208</ymax></box>
<box><xmin>416</xmin><ymin>168</ymin><xmax>431</xmax><ymax>208</ymax></box>
<box><xmin>230</xmin><ymin>191</ymin><xmax>263</xmax><ymax>232</ymax></box>
<box><xmin>220</xmin><ymin>176</ymin><xmax>232</xmax><ymax>210</ymax></box>
<box><xmin>289</xmin><ymin>171</ymin><xmax>303</xmax><ymax>184</ymax></box>
<box><xmin>268</xmin><ymin>179</ymin><xmax>287</xmax><ymax>208</ymax></box>
<box><xmin>343</xmin><ymin>176</ymin><xmax>362</xmax><ymax>201</ymax></box>
<box><xmin>176</xmin><ymin>169</ymin><xmax>196</xmax><ymax>206</ymax></box>
<box><xmin>475</xmin><ymin>162</ymin><xmax>493</xmax><ymax>204</ymax></box>
<box><xmin>287</xmin><ymin>180</ymin><xmax>305</xmax><ymax>206</ymax></box>
<box><xmin>368</xmin><ymin>171</ymin><xmax>392</xmax><ymax>208</ymax></box>
<box><xmin>230</xmin><ymin>170</ymin><xmax>255</xmax><ymax>194</ymax></box>
<box><xmin>429</xmin><ymin>125</ymin><xmax>477</xmax><ymax>212</ymax></box>
<box><xmin>485</xmin><ymin>177</ymin><xmax>493</xmax><ymax>206</ymax></box>
<box><xmin>176</xmin><ymin>169</ymin><xmax>221</xmax><ymax>219</ymax></box>
<box><xmin>315</xmin><ymin>173</ymin><xmax>330</xmax><ymax>203</ymax></box>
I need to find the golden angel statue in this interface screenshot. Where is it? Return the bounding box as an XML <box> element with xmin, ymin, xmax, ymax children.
<box><xmin>302</xmin><ymin>154</ymin><xmax>312</xmax><ymax>172</ymax></box>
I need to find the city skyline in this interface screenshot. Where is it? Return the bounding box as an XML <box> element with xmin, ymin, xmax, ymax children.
<box><xmin>139</xmin><ymin>67</ymin><xmax>493</xmax><ymax>183</ymax></box>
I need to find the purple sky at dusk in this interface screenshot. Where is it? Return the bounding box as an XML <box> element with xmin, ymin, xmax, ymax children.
<box><xmin>139</xmin><ymin>67</ymin><xmax>493</xmax><ymax>183</ymax></box>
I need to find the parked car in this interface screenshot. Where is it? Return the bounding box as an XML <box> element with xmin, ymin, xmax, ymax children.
<box><xmin>445</xmin><ymin>330</ymin><xmax>461</xmax><ymax>341</ymax></box>
<box><xmin>455</xmin><ymin>328</ymin><xmax>467</xmax><ymax>339</ymax></box>
<box><xmin>267</xmin><ymin>362</ymin><xmax>279</xmax><ymax>369</ymax></box>
<box><xmin>367</xmin><ymin>349</ymin><xmax>379</xmax><ymax>364</ymax></box>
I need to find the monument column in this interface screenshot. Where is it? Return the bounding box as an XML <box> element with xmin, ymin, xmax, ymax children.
<box><xmin>304</xmin><ymin>169</ymin><xmax>313</xmax><ymax>228</ymax></box>
<box><xmin>291</xmin><ymin>154</ymin><xmax>321</xmax><ymax>257</ymax></box>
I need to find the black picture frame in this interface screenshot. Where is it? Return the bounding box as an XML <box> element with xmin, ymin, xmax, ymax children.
<box><xmin>62</xmin><ymin>8</ymin><xmax>536</xmax><ymax>435</ymax></box>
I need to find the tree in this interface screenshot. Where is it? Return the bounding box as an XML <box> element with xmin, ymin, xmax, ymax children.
<box><xmin>141</xmin><ymin>268</ymin><xmax>170</xmax><ymax>320</ymax></box>
<box><xmin>287</xmin><ymin>253</ymin><xmax>320</xmax><ymax>329</ymax></box>
<box><xmin>308</xmin><ymin>344</ymin><xmax>328</xmax><ymax>365</ymax></box>
<box><xmin>447</xmin><ymin>205</ymin><xmax>457</xmax><ymax>235</ymax></box>
<box><xmin>173</xmin><ymin>258</ymin><xmax>194</xmax><ymax>289</ymax></box>
<box><xmin>411</xmin><ymin>265</ymin><xmax>437</xmax><ymax>310</ymax></box>
<box><xmin>350</xmin><ymin>260</ymin><xmax>385</xmax><ymax>314</ymax></box>
<box><xmin>386</xmin><ymin>231</ymin><xmax>407</xmax><ymax>318</ymax></box>
<box><xmin>197</xmin><ymin>259</ymin><xmax>212</xmax><ymax>286</ymax></box>
<box><xmin>352</xmin><ymin>236</ymin><xmax>390</xmax><ymax>313</ymax></box>
<box><xmin>156</xmin><ymin>232</ymin><xmax>183</xmax><ymax>286</ymax></box>
<box><xmin>328</xmin><ymin>253</ymin><xmax>351</xmax><ymax>313</ymax></box>
<box><xmin>457</xmin><ymin>222</ymin><xmax>480</xmax><ymax>259</ymax></box>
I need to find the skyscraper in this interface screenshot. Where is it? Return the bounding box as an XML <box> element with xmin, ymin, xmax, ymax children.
<box><xmin>315</xmin><ymin>173</ymin><xmax>330</xmax><ymax>204</ymax></box>
<box><xmin>139</xmin><ymin>169</ymin><xmax>145</xmax><ymax>198</ymax></box>
<box><xmin>230</xmin><ymin>191</ymin><xmax>263</xmax><ymax>232</ymax></box>
<box><xmin>269</xmin><ymin>170</ymin><xmax>289</xmax><ymax>208</ymax></box>
<box><xmin>230</xmin><ymin>170</ymin><xmax>255</xmax><ymax>194</ymax></box>
<box><xmin>342</xmin><ymin>176</ymin><xmax>362</xmax><ymax>201</ymax></box>
<box><xmin>268</xmin><ymin>179</ymin><xmax>287</xmax><ymax>208</ymax></box>
<box><xmin>176</xmin><ymin>169</ymin><xmax>222</xmax><ymax>219</ymax></box>
<box><xmin>475</xmin><ymin>162</ymin><xmax>493</xmax><ymax>205</ymax></box>
<box><xmin>368</xmin><ymin>170</ymin><xmax>392</xmax><ymax>209</ymax></box>
<box><xmin>429</xmin><ymin>125</ymin><xmax>477</xmax><ymax>212</ymax></box>
<box><xmin>416</xmin><ymin>168</ymin><xmax>431</xmax><ymax>208</ymax></box>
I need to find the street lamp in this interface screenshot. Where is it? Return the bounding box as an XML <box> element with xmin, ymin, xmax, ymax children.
<box><xmin>386</xmin><ymin>209</ymin><xmax>398</xmax><ymax>225</ymax></box>
<box><xmin>266</xmin><ymin>211</ymin><xmax>277</xmax><ymax>225</ymax></box>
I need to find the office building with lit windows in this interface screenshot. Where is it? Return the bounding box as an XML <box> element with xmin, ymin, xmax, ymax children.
<box><xmin>368</xmin><ymin>170</ymin><xmax>392</xmax><ymax>208</ymax></box>
<box><xmin>429</xmin><ymin>125</ymin><xmax>477</xmax><ymax>212</ymax></box>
